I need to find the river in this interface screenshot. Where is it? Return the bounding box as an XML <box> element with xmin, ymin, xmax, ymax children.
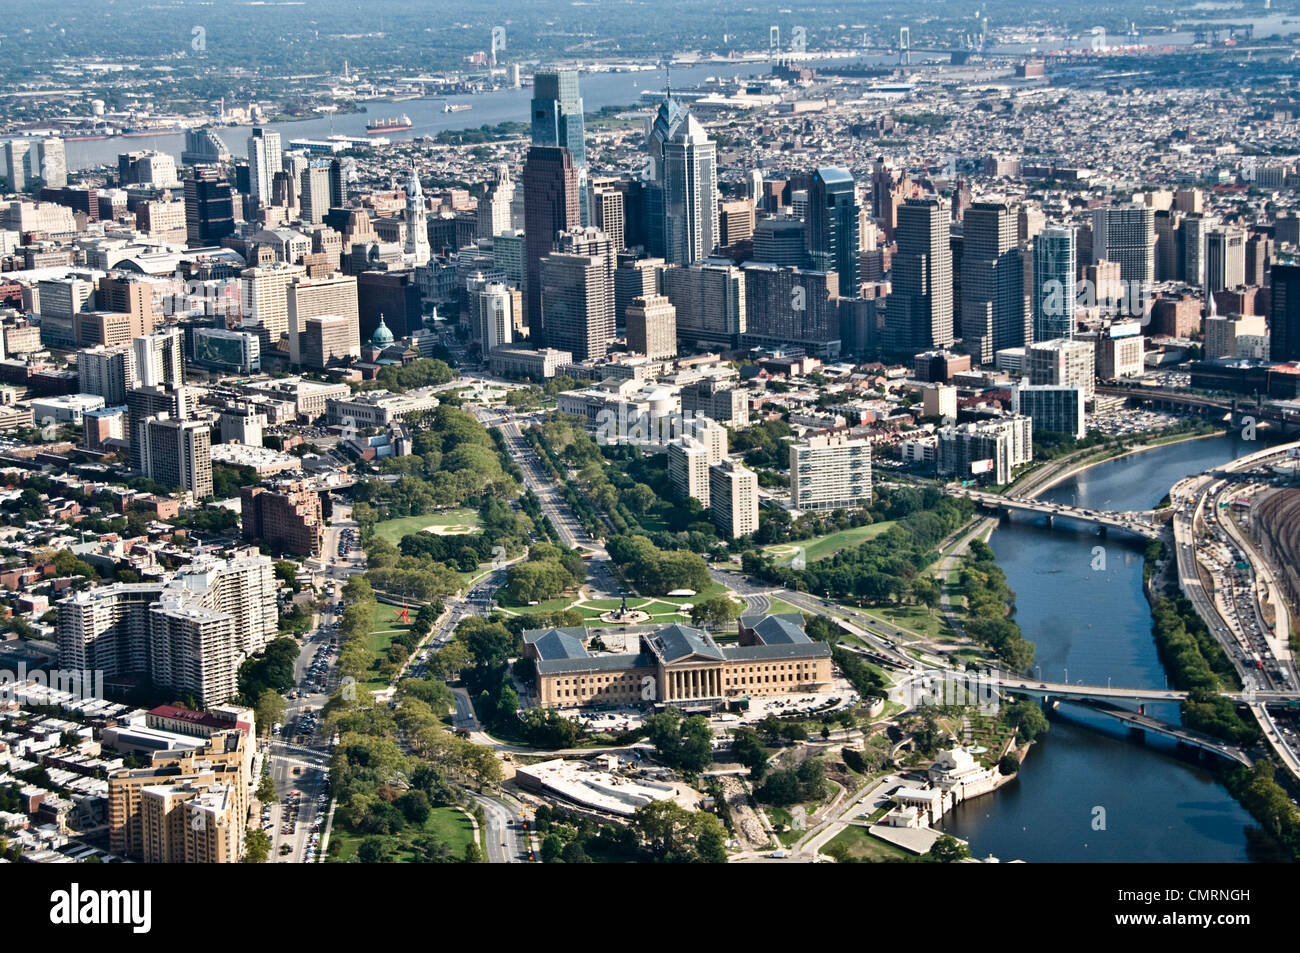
<box><xmin>939</xmin><ymin>431</ymin><xmax>1289</xmax><ymax>862</ymax></box>
<box><xmin>62</xmin><ymin>63</ymin><xmax>778</xmax><ymax>172</ymax></box>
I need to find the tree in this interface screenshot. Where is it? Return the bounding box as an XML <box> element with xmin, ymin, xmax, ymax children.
<box><xmin>256</xmin><ymin>773</ymin><xmax>278</xmax><ymax>804</ymax></box>
<box><xmin>357</xmin><ymin>837</ymin><xmax>396</xmax><ymax>863</ymax></box>
<box><xmin>689</xmin><ymin>595</ymin><xmax>740</xmax><ymax>629</ymax></box>
<box><xmin>463</xmin><ymin>841</ymin><xmax>483</xmax><ymax>863</ymax></box>
<box><xmin>254</xmin><ymin>689</ymin><xmax>287</xmax><ymax>738</ymax></box>
<box><xmin>730</xmin><ymin>726</ymin><xmax>768</xmax><ymax>778</ymax></box>
<box><xmin>243</xmin><ymin>828</ymin><xmax>271</xmax><ymax>863</ymax></box>
<box><xmin>644</xmin><ymin>708</ymin><xmax>714</xmax><ymax>773</ymax></box>
<box><xmin>541</xmin><ymin>833</ymin><xmax>564</xmax><ymax>863</ymax></box>
<box><xmin>925</xmin><ymin>834</ymin><xmax>970</xmax><ymax>863</ymax></box>
<box><xmin>998</xmin><ymin>752</ymin><xmax>1020</xmax><ymax>775</ymax></box>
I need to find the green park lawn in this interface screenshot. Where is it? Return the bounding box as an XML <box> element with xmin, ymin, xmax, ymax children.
<box><xmin>372</xmin><ymin>509</ymin><xmax>482</xmax><ymax>546</ymax></box>
<box><xmin>328</xmin><ymin>807</ymin><xmax>476</xmax><ymax>863</ymax></box>
<box><xmin>764</xmin><ymin>521</ymin><xmax>897</xmax><ymax>565</ymax></box>
<box><xmin>826</xmin><ymin>825</ymin><xmax>915</xmax><ymax>862</ymax></box>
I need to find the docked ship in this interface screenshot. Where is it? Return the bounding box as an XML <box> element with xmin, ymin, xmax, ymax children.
<box><xmin>443</xmin><ymin>103</ymin><xmax>472</xmax><ymax>113</ymax></box>
<box><xmin>121</xmin><ymin>126</ymin><xmax>186</xmax><ymax>137</ymax></box>
<box><xmin>366</xmin><ymin>113</ymin><xmax>412</xmax><ymax>133</ymax></box>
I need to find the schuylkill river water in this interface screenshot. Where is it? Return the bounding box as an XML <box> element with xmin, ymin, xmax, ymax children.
<box><xmin>939</xmin><ymin>432</ymin><xmax>1289</xmax><ymax>862</ymax></box>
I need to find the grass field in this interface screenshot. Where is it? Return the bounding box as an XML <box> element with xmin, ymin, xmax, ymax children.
<box><xmin>328</xmin><ymin>807</ymin><xmax>476</xmax><ymax>863</ymax></box>
<box><xmin>764</xmin><ymin>521</ymin><xmax>897</xmax><ymax>565</ymax></box>
<box><xmin>361</xmin><ymin>601</ymin><xmax>415</xmax><ymax>691</ymax></box>
<box><xmin>826</xmin><ymin>825</ymin><xmax>916</xmax><ymax>862</ymax></box>
<box><xmin>372</xmin><ymin>509</ymin><xmax>482</xmax><ymax>546</ymax></box>
<box><xmin>497</xmin><ymin>579</ymin><xmax>735</xmax><ymax>622</ymax></box>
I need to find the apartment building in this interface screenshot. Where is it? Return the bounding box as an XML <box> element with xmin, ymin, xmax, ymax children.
<box><xmin>789</xmin><ymin>433</ymin><xmax>873</xmax><ymax>511</ymax></box>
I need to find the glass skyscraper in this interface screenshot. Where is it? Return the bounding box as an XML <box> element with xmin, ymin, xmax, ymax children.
<box><xmin>1034</xmin><ymin>225</ymin><xmax>1076</xmax><ymax>341</ymax></box>
<box><xmin>532</xmin><ymin>70</ymin><xmax>587</xmax><ymax>224</ymax></box>
<box><xmin>808</xmin><ymin>167</ymin><xmax>860</xmax><ymax>291</ymax></box>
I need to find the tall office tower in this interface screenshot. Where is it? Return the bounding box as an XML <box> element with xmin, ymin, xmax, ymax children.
<box><xmin>790</xmin><ymin>189</ymin><xmax>810</xmax><ymax>222</ymax></box>
<box><xmin>962</xmin><ymin>200</ymin><xmax>1028</xmax><ymax>363</ymax></box>
<box><xmin>662</xmin><ymin>114</ymin><xmax>719</xmax><ymax>265</ymax></box>
<box><xmin>789</xmin><ymin>434</ymin><xmax>873</xmax><ymax>511</ymax></box>
<box><xmin>589</xmin><ymin>181</ymin><xmax>626</xmax><ymax>251</ymax></box>
<box><xmin>475</xmin><ymin>281</ymin><xmax>515</xmax><ymax>351</ymax></box>
<box><xmin>708</xmin><ymin>459</ymin><xmax>759</xmax><ymax>539</ymax></box>
<box><xmin>1027</xmin><ymin>337</ymin><xmax>1095</xmax><ymax>399</ymax></box>
<box><xmin>286</xmin><ymin>273</ymin><xmax>359</xmax><ymax>367</ymax></box>
<box><xmin>141</xmin><ymin>415</ymin><xmax>213</xmax><ymax>498</ymax></box>
<box><xmin>1092</xmin><ymin>202</ymin><xmax>1154</xmax><ymax>286</ymax></box>
<box><xmin>1269</xmin><ymin>264</ymin><xmax>1300</xmax><ymax>362</ymax></box>
<box><xmin>403</xmin><ymin>166</ymin><xmax>431</xmax><ymax>266</ymax></box>
<box><xmin>4</xmin><ymin>138</ymin><xmax>66</xmax><ymax>191</ymax></box>
<box><xmin>357</xmin><ymin>270</ymin><xmax>419</xmax><ymax>341</ymax></box>
<box><xmin>184</xmin><ymin>170</ymin><xmax>236</xmax><ymax>246</ymax></box>
<box><xmin>643</xmin><ymin>95</ymin><xmax>689</xmax><ymax>258</ymax></box>
<box><xmin>555</xmin><ymin>226</ymin><xmax>615</xmax><ymax>289</ymax></box>
<box><xmin>808</xmin><ymin>167</ymin><xmax>860</xmax><ymax>290</ymax></box>
<box><xmin>531</xmin><ymin>69</ymin><xmax>587</xmax><ymax>223</ymax></box>
<box><xmin>127</xmin><ymin>385</ymin><xmax>193</xmax><ymax>473</ymax></box>
<box><xmin>615</xmin><ymin>256</ymin><xmax>663</xmax><ymax>328</ymax></box>
<box><xmin>133</xmin><ymin>327</ymin><xmax>184</xmax><ymax>388</ymax></box>
<box><xmin>1174</xmin><ymin>188</ymin><xmax>1203</xmax><ymax>215</ymax></box>
<box><xmin>531</xmin><ymin>69</ymin><xmax>586</xmax><ymax>170</ymax></box>
<box><xmin>626</xmin><ymin>293</ymin><xmax>677</xmax><ymax>359</ymax></box>
<box><xmin>246</xmin><ymin>127</ymin><xmax>283</xmax><ymax>206</ymax></box>
<box><xmin>300</xmin><ymin>161</ymin><xmax>332</xmax><ymax>224</ymax></box>
<box><xmin>741</xmin><ymin>264</ymin><xmax>841</xmax><ymax>355</ymax></box>
<box><xmin>240</xmin><ymin>262</ymin><xmax>307</xmax><ymax>345</ymax></box>
<box><xmin>300</xmin><ymin>315</ymin><xmax>360</xmax><ymax>369</ymax></box>
<box><xmin>1205</xmin><ymin>225</ymin><xmax>1246</xmax><ymax>294</ymax></box>
<box><xmin>870</xmin><ymin>156</ymin><xmax>909</xmax><ymax>243</ymax></box>
<box><xmin>887</xmin><ymin>196</ymin><xmax>953</xmax><ymax>355</ymax></box>
<box><xmin>493</xmin><ymin>229</ymin><xmax>526</xmax><ymax>286</ymax></box>
<box><xmin>1180</xmin><ymin>214</ymin><xmax>1208</xmax><ymax>286</ymax></box>
<box><xmin>182</xmin><ymin>127</ymin><xmax>231</xmax><ymax>165</ymax></box>
<box><xmin>119</xmin><ymin>150</ymin><xmax>178</xmax><ymax>188</ymax></box>
<box><xmin>522</xmin><ymin>146</ymin><xmax>580</xmax><ymax>331</ymax></box>
<box><xmin>477</xmin><ymin>163</ymin><xmax>515</xmax><ymax>240</ymax></box>
<box><xmin>662</xmin><ymin>261</ymin><xmax>746</xmax><ymax>349</ymax></box>
<box><xmin>746</xmin><ymin>169</ymin><xmax>764</xmax><ymax>204</ymax></box>
<box><xmin>327</xmin><ymin>158</ymin><xmax>346</xmax><ymax>207</ymax></box>
<box><xmin>77</xmin><ymin>345</ymin><xmax>138</xmax><ymax>405</ymax></box>
<box><xmin>752</xmin><ymin>216</ymin><xmax>808</xmax><ymax>266</ymax></box>
<box><xmin>539</xmin><ymin>251</ymin><xmax>614</xmax><ymax>360</ymax></box>
<box><xmin>1033</xmin><ymin>225</ymin><xmax>1077</xmax><ymax>342</ymax></box>
<box><xmin>1154</xmin><ymin>209</ymin><xmax>1180</xmax><ymax>281</ymax></box>
<box><xmin>1245</xmin><ymin>233</ymin><xmax>1271</xmax><ymax>287</ymax></box>
<box><xmin>718</xmin><ymin>199</ymin><xmax>755</xmax><ymax>247</ymax></box>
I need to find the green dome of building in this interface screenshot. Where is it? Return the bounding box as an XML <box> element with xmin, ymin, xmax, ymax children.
<box><xmin>371</xmin><ymin>315</ymin><xmax>394</xmax><ymax>347</ymax></box>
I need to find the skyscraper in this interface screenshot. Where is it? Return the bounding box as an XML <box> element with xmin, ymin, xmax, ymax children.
<box><xmin>184</xmin><ymin>170</ymin><xmax>235</xmax><ymax>246</ymax></box>
<box><xmin>1033</xmin><ymin>225</ymin><xmax>1077</xmax><ymax>342</ymax></box>
<box><xmin>4</xmin><ymin>137</ymin><xmax>66</xmax><ymax>191</ymax></box>
<box><xmin>662</xmin><ymin>114</ymin><xmax>719</xmax><ymax>266</ymax></box>
<box><xmin>1205</xmin><ymin>225</ymin><xmax>1246</xmax><ymax>294</ymax></box>
<box><xmin>1093</xmin><ymin>202</ymin><xmax>1154</xmax><ymax>286</ymax></box>
<box><xmin>962</xmin><ymin>200</ymin><xmax>1028</xmax><ymax>363</ymax></box>
<box><xmin>141</xmin><ymin>415</ymin><xmax>213</xmax><ymax>498</ymax></box>
<box><xmin>522</xmin><ymin>146</ymin><xmax>580</xmax><ymax>331</ymax></box>
<box><xmin>626</xmin><ymin>293</ymin><xmax>677</xmax><ymax>360</ymax></box>
<box><xmin>403</xmin><ymin>166</ymin><xmax>431</xmax><ymax>266</ymax></box>
<box><xmin>531</xmin><ymin>69</ymin><xmax>587</xmax><ymax>225</ymax></box>
<box><xmin>643</xmin><ymin>96</ymin><xmax>689</xmax><ymax>259</ymax></box>
<box><xmin>808</xmin><ymin>167</ymin><xmax>860</xmax><ymax>291</ymax></box>
<box><xmin>477</xmin><ymin>163</ymin><xmax>515</xmax><ymax>240</ymax></box>
<box><xmin>133</xmin><ymin>328</ymin><xmax>184</xmax><ymax>388</ymax></box>
<box><xmin>300</xmin><ymin>161</ymin><xmax>332</xmax><ymax>225</ymax></box>
<box><xmin>287</xmin><ymin>274</ymin><xmax>359</xmax><ymax>368</ymax></box>
<box><xmin>246</xmin><ymin>128</ymin><xmax>283</xmax><ymax>207</ymax></box>
<box><xmin>531</xmin><ymin>70</ymin><xmax>586</xmax><ymax>169</ymax></box>
<box><xmin>888</xmin><ymin>196</ymin><xmax>953</xmax><ymax>355</ymax></box>
<box><xmin>1269</xmin><ymin>263</ymin><xmax>1300</xmax><ymax>363</ymax></box>
<box><xmin>475</xmin><ymin>282</ymin><xmax>515</xmax><ymax>351</ymax></box>
<box><xmin>539</xmin><ymin>251</ymin><xmax>614</xmax><ymax>360</ymax></box>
